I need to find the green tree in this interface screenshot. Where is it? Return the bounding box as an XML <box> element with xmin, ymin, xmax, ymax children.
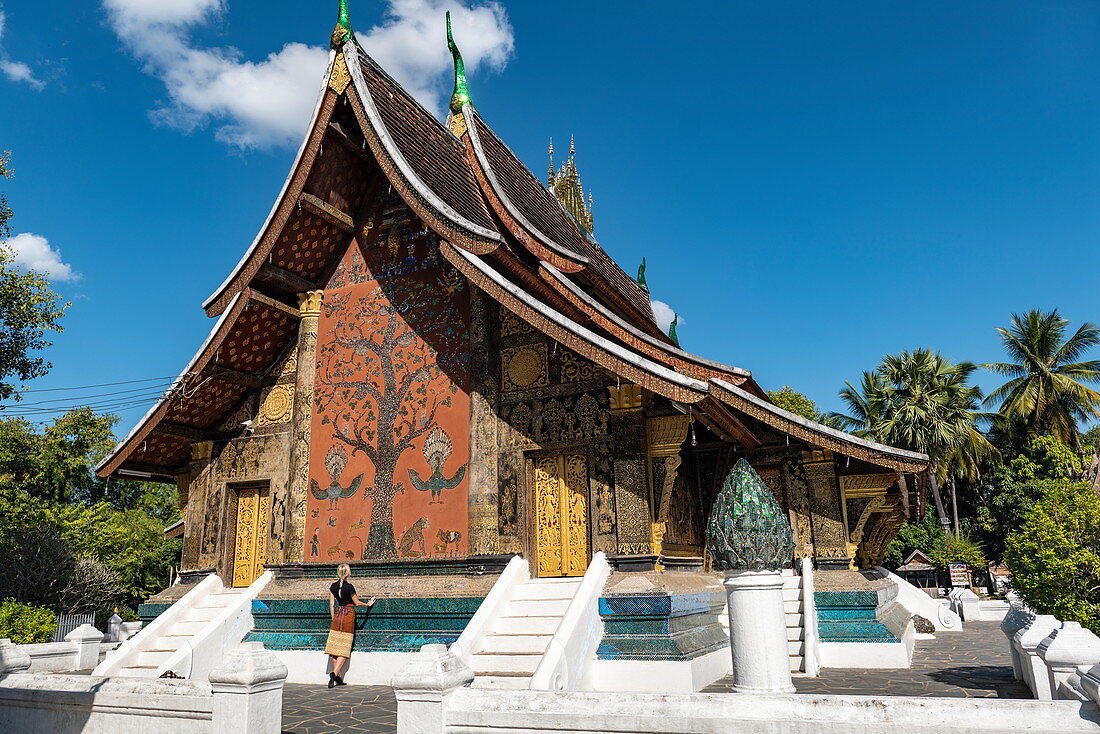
<box><xmin>831</xmin><ymin>371</ymin><xmax>888</xmax><ymax>439</ymax></box>
<box><xmin>0</xmin><ymin>409</ymin><xmax>117</xmax><ymax>503</ymax></box>
<box><xmin>1005</xmin><ymin>481</ymin><xmax>1100</xmax><ymax>633</ymax></box>
<box><xmin>0</xmin><ymin>598</ymin><xmax>56</xmax><ymax>644</ymax></box>
<box><xmin>984</xmin><ymin>309</ymin><xmax>1100</xmax><ymax>448</ymax></box>
<box><xmin>766</xmin><ymin>385</ymin><xmax>842</xmax><ymax>427</ymax></box>
<box><xmin>0</xmin><ymin>151</ymin><xmax>69</xmax><ymax>401</ymax></box>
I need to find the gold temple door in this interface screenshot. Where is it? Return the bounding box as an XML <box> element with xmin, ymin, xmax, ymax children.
<box><xmin>534</xmin><ymin>454</ymin><xmax>589</xmax><ymax>577</ymax></box>
<box><xmin>232</xmin><ymin>485</ymin><xmax>270</xmax><ymax>587</ymax></box>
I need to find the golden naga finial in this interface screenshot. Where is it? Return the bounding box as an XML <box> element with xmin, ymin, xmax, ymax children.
<box><xmin>548</xmin><ymin>138</ymin><xmax>555</xmax><ymax>186</ymax></box>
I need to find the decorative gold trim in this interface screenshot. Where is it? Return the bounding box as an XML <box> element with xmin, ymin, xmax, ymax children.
<box><xmin>297</xmin><ymin>290</ymin><xmax>324</xmax><ymax>318</ymax></box>
<box><xmin>447</xmin><ymin>113</ymin><xmax>467</xmax><ymax>138</ymax></box>
<box><xmin>607</xmin><ymin>383</ymin><xmax>648</xmax><ymax>412</ymax></box>
<box><xmin>648</xmin><ymin>415</ymin><xmax>692</xmax><ymax>458</ymax></box>
<box><xmin>299</xmin><ymin>193</ymin><xmax>354</xmax><ymax>232</ymax></box>
<box><xmin>840</xmin><ymin>473</ymin><xmax>897</xmax><ymax>498</ymax></box>
<box><xmin>329</xmin><ymin>52</ymin><xmax>351</xmax><ymax>95</ymax></box>
<box><xmin>191</xmin><ymin>441</ymin><xmax>213</xmax><ymax>462</ymax></box>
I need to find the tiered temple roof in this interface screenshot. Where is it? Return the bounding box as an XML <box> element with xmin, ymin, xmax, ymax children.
<box><xmin>98</xmin><ymin>6</ymin><xmax>928</xmax><ymax>495</ymax></box>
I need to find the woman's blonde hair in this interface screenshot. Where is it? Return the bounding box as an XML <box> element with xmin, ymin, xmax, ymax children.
<box><xmin>336</xmin><ymin>563</ymin><xmax>351</xmax><ymax>581</ymax></box>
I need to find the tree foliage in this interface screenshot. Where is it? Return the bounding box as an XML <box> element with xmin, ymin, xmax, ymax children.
<box><xmin>1005</xmin><ymin>481</ymin><xmax>1100</xmax><ymax>633</ymax></box>
<box><xmin>766</xmin><ymin>385</ymin><xmax>841</xmax><ymax>427</ymax></box>
<box><xmin>984</xmin><ymin>309</ymin><xmax>1100</xmax><ymax>447</ymax></box>
<box><xmin>883</xmin><ymin>512</ymin><xmax>987</xmax><ymax>571</ymax></box>
<box><xmin>0</xmin><ymin>597</ymin><xmax>56</xmax><ymax>644</ymax></box>
<box><xmin>0</xmin><ymin>152</ymin><xmax>12</xmax><ymax>240</ymax></box>
<box><xmin>0</xmin><ymin>409</ymin><xmax>118</xmax><ymax>503</ymax></box>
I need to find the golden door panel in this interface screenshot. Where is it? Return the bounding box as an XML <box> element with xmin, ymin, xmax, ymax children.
<box><xmin>232</xmin><ymin>486</ymin><xmax>270</xmax><ymax>587</ymax></box>
<box><xmin>535</xmin><ymin>454</ymin><xmax>589</xmax><ymax>577</ymax></box>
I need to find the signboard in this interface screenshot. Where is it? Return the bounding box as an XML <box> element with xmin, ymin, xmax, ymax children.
<box><xmin>948</xmin><ymin>562</ymin><xmax>969</xmax><ymax>588</ymax></box>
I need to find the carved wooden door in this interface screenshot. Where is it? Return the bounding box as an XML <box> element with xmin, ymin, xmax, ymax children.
<box><xmin>534</xmin><ymin>454</ymin><xmax>589</xmax><ymax>577</ymax></box>
<box><xmin>232</xmin><ymin>485</ymin><xmax>270</xmax><ymax>587</ymax></box>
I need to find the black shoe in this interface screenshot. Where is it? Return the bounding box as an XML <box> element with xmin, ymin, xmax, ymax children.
<box><xmin>335</xmin><ymin>675</ymin><xmax>347</xmax><ymax>686</ymax></box>
<box><xmin>328</xmin><ymin>672</ymin><xmax>337</xmax><ymax>689</ymax></box>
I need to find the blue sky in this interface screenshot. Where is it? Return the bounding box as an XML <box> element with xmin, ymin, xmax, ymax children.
<box><xmin>2</xmin><ymin>0</ymin><xmax>1100</xmax><ymax>434</ymax></box>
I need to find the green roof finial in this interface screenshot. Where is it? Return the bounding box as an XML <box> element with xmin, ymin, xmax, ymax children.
<box><xmin>447</xmin><ymin>11</ymin><xmax>471</xmax><ymax>114</ymax></box>
<box><xmin>636</xmin><ymin>258</ymin><xmax>648</xmax><ymax>289</ymax></box>
<box><xmin>706</xmin><ymin>459</ymin><xmax>795</xmax><ymax>571</ymax></box>
<box><xmin>331</xmin><ymin>0</ymin><xmax>355</xmax><ymax>50</ymax></box>
<box><xmin>668</xmin><ymin>314</ymin><xmax>680</xmax><ymax>345</ymax></box>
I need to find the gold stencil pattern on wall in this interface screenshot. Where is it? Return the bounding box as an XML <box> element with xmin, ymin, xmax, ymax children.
<box><xmin>559</xmin><ymin>349</ymin><xmax>605</xmax><ymax>383</ymax></box>
<box><xmin>232</xmin><ymin>486</ymin><xmax>270</xmax><ymax>587</ymax></box>
<box><xmin>499</xmin><ymin>309</ymin><xmax>533</xmax><ymax>337</ymax></box>
<box><xmin>257</xmin><ymin>384</ymin><xmax>294</xmax><ymax>426</ymax></box>
<box><xmin>501</xmin><ymin>344</ymin><xmax>549</xmax><ymax>392</ymax></box>
<box><xmin>535</xmin><ymin>454</ymin><xmax>589</xmax><ymax>577</ymax></box>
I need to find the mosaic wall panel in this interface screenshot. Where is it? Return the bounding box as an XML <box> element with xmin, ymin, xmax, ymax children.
<box><xmin>467</xmin><ymin>286</ymin><xmax>501</xmax><ymax>555</ymax></box>
<box><xmin>308</xmin><ymin>200</ymin><xmax>471</xmax><ymax>562</ymax></box>
<box><xmin>613</xmin><ymin>458</ymin><xmax>649</xmax><ymax>554</ymax></box>
<box><xmin>664</xmin><ymin>473</ymin><xmax>703</xmax><ymax>550</ymax></box>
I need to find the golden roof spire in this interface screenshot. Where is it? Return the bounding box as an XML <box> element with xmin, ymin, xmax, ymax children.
<box><xmin>549</xmin><ymin>136</ymin><xmax>594</xmax><ymax>234</ymax></box>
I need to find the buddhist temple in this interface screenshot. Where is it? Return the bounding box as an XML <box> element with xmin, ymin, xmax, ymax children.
<box><xmin>95</xmin><ymin>2</ymin><xmax>930</xmax><ymax>689</ymax></box>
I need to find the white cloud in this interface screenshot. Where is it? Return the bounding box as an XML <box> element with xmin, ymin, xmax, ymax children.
<box><xmin>2</xmin><ymin>233</ymin><xmax>80</xmax><ymax>282</ymax></box>
<box><xmin>103</xmin><ymin>0</ymin><xmax>514</xmax><ymax>150</ymax></box>
<box><xmin>650</xmin><ymin>300</ymin><xmax>682</xmax><ymax>334</ymax></box>
<box><xmin>0</xmin><ymin>9</ymin><xmax>44</xmax><ymax>89</ymax></box>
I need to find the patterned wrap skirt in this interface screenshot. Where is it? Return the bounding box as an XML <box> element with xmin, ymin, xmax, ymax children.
<box><xmin>325</xmin><ymin>605</ymin><xmax>355</xmax><ymax>658</ymax></box>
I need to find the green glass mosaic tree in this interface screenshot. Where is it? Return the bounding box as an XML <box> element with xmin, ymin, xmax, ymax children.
<box><xmin>706</xmin><ymin>458</ymin><xmax>795</xmax><ymax>571</ymax></box>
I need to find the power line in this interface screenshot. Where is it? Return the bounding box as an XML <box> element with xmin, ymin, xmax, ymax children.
<box><xmin>3</xmin><ymin>383</ymin><xmax>179</xmax><ymax>408</ymax></box>
<box><xmin>13</xmin><ymin>376</ymin><xmax>178</xmax><ymax>393</ymax></box>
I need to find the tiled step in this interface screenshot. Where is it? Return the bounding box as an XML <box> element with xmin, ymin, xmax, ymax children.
<box><xmin>494</xmin><ymin>615</ymin><xmax>561</xmax><ymax>635</ymax></box>
<box><xmin>818</xmin><ymin>620</ymin><xmax>897</xmax><ymax>642</ymax></box>
<box><xmin>505</xmin><ymin>598</ymin><xmax>571</xmax><ymax>616</ymax></box>
<box><xmin>471</xmin><ymin>652</ymin><xmax>542</xmax><ymax>675</ymax></box>
<box><xmin>471</xmin><ymin>673</ymin><xmax>531</xmax><ymax>690</ymax></box>
<box><xmin>478</xmin><ymin>633</ymin><xmax>553</xmax><ymax>654</ymax></box>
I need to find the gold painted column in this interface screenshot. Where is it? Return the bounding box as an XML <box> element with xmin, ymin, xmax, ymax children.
<box><xmin>646</xmin><ymin>414</ymin><xmax>691</xmax><ymax>566</ymax></box>
<box><xmin>284</xmin><ymin>290</ymin><xmax>322</xmax><ymax>563</ymax></box>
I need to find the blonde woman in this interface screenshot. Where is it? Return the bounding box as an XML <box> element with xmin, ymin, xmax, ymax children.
<box><xmin>325</xmin><ymin>563</ymin><xmax>375</xmax><ymax>687</ymax></box>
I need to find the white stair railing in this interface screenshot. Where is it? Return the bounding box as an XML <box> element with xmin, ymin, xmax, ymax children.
<box><xmin>875</xmin><ymin>566</ymin><xmax>962</xmax><ymax>632</ymax></box>
<box><xmin>93</xmin><ymin>573</ymin><xmax>221</xmax><ymax>677</ymax></box>
<box><xmin>801</xmin><ymin>556</ymin><xmax>820</xmax><ymax>677</ymax></box>
<box><xmin>530</xmin><ymin>552</ymin><xmax>610</xmax><ymax>692</ymax></box>
<box><xmin>450</xmin><ymin>555</ymin><xmax>528</xmax><ymax>666</ymax></box>
<box><xmin>159</xmin><ymin>570</ymin><xmax>272</xmax><ymax>681</ymax></box>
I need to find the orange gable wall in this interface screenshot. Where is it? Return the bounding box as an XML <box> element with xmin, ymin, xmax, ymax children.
<box><xmin>305</xmin><ymin>216</ymin><xmax>470</xmax><ymax>562</ymax></box>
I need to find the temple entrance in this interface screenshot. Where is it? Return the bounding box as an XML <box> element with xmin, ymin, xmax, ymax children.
<box><xmin>231</xmin><ymin>483</ymin><xmax>270</xmax><ymax>587</ymax></box>
<box><xmin>534</xmin><ymin>454</ymin><xmax>589</xmax><ymax>577</ymax></box>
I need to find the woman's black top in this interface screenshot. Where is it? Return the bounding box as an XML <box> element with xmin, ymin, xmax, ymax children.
<box><xmin>330</xmin><ymin>580</ymin><xmax>356</xmax><ymax>607</ymax></box>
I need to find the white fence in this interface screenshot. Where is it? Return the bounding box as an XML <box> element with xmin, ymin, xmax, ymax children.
<box><xmin>1003</xmin><ymin>602</ymin><xmax>1100</xmax><ymax>702</ymax></box>
<box><xmin>0</xmin><ymin>641</ymin><xmax>287</xmax><ymax>734</ymax></box>
<box><xmin>392</xmin><ymin>645</ymin><xmax>1100</xmax><ymax>734</ymax></box>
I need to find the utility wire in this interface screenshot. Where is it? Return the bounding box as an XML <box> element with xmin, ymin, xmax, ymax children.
<box><xmin>12</xmin><ymin>376</ymin><xmax>178</xmax><ymax>393</ymax></box>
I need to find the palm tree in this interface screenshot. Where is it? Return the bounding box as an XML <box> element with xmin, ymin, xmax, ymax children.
<box><xmin>983</xmin><ymin>309</ymin><xmax>1100</xmax><ymax>448</ymax></box>
<box><xmin>835</xmin><ymin>349</ymin><xmax>998</xmax><ymax>528</ymax></box>
<box><xmin>830</xmin><ymin>371</ymin><xmax>887</xmax><ymax>438</ymax></box>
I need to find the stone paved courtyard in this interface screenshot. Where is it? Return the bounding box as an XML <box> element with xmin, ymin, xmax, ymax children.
<box><xmin>705</xmin><ymin>621</ymin><xmax>1030</xmax><ymax>698</ymax></box>
<box><xmin>281</xmin><ymin>622</ymin><xmax>1028</xmax><ymax>733</ymax></box>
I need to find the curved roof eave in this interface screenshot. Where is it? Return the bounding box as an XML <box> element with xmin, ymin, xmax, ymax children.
<box><xmin>462</xmin><ymin>105</ymin><xmax>589</xmax><ymax>269</ymax></box>
<box><xmin>710</xmin><ymin>378</ymin><xmax>930</xmax><ymax>470</ymax></box>
<box><xmin>96</xmin><ymin>291</ymin><xmax>245</xmax><ymax>476</ymax></box>
<box><xmin>540</xmin><ymin>262</ymin><xmax>752</xmax><ymax>379</ymax></box>
<box><xmin>442</xmin><ymin>243</ymin><xmax>709</xmax><ymax>402</ymax></box>
<box><xmin>202</xmin><ymin>53</ymin><xmax>335</xmax><ymax>314</ymax></box>
<box><xmin>344</xmin><ymin>51</ymin><xmax>503</xmax><ymax>248</ymax></box>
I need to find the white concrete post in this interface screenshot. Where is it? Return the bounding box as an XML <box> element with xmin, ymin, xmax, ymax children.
<box><xmin>1036</xmin><ymin>621</ymin><xmax>1100</xmax><ymax>700</ymax></box>
<box><xmin>1015</xmin><ymin>615</ymin><xmax>1060</xmax><ymax>699</ymax></box>
<box><xmin>107</xmin><ymin>614</ymin><xmax>122</xmax><ymax>642</ymax></box>
<box><xmin>208</xmin><ymin>641</ymin><xmax>288</xmax><ymax>734</ymax></box>
<box><xmin>0</xmin><ymin>639</ymin><xmax>30</xmax><ymax>673</ymax></box>
<box><xmin>64</xmin><ymin>624</ymin><xmax>104</xmax><ymax>671</ymax></box>
<box><xmin>118</xmin><ymin>621</ymin><xmax>142</xmax><ymax>642</ymax></box>
<box><xmin>1078</xmin><ymin>662</ymin><xmax>1100</xmax><ymax>705</ymax></box>
<box><xmin>723</xmin><ymin>570</ymin><xmax>795</xmax><ymax>694</ymax></box>
<box><xmin>1000</xmin><ymin>604</ymin><xmax>1032</xmax><ymax>681</ymax></box>
<box><xmin>392</xmin><ymin>643</ymin><xmax>475</xmax><ymax>734</ymax></box>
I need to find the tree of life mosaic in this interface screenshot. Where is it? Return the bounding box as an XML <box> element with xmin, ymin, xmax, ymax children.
<box><xmin>308</xmin><ymin>212</ymin><xmax>470</xmax><ymax>561</ymax></box>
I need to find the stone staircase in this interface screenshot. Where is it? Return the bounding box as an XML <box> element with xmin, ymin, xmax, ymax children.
<box><xmin>116</xmin><ymin>588</ymin><xmax>246</xmax><ymax>677</ymax></box>
<box><xmin>783</xmin><ymin>569</ymin><xmax>807</xmax><ymax>672</ymax></box>
<box><xmin>815</xmin><ymin>589</ymin><xmax>898</xmax><ymax>643</ymax></box>
<box><xmin>469</xmin><ymin>576</ymin><xmax>582</xmax><ymax>689</ymax></box>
